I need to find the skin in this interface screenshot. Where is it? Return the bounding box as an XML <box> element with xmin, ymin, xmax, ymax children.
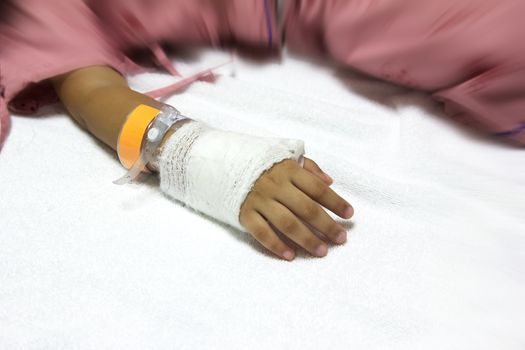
<box><xmin>240</xmin><ymin>158</ymin><xmax>353</xmax><ymax>261</ymax></box>
<box><xmin>52</xmin><ymin>65</ymin><xmax>354</xmax><ymax>261</ymax></box>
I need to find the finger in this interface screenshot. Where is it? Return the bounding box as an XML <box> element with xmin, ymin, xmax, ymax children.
<box><xmin>241</xmin><ymin>211</ymin><xmax>296</xmax><ymax>261</ymax></box>
<box><xmin>255</xmin><ymin>200</ymin><xmax>328</xmax><ymax>257</ymax></box>
<box><xmin>291</xmin><ymin>170</ymin><xmax>354</xmax><ymax>219</ymax></box>
<box><xmin>303</xmin><ymin>157</ymin><xmax>333</xmax><ymax>185</ymax></box>
<box><xmin>274</xmin><ymin>184</ymin><xmax>347</xmax><ymax>244</ymax></box>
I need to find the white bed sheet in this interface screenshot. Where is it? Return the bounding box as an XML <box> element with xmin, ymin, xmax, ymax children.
<box><xmin>1</xmin><ymin>49</ymin><xmax>524</xmax><ymax>350</ymax></box>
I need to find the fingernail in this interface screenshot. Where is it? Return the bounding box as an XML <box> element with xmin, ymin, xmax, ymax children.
<box><xmin>343</xmin><ymin>206</ymin><xmax>354</xmax><ymax>219</ymax></box>
<box><xmin>315</xmin><ymin>244</ymin><xmax>328</xmax><ymax>257</ymax></box>
<box><xmin>335</xmin><ymin>231</ymin><xmax>347</xmax><ymax>244</ymax></box>
<box><xmin>283</xmin><ymin>250</ymin><xmax>295</xmax><ymax>261</ymax></box>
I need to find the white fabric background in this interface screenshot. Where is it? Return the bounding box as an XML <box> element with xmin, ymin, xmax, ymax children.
<box><xmin>1</xmin><ymin>49</ymin><xmax>524</xmax><ymax>350</ymax></box>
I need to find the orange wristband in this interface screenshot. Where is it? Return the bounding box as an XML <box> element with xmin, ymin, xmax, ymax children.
<box><xmin>117</xmin><ymin>104</ymin><xmax>160</xmax><ymax>169</ymax></box>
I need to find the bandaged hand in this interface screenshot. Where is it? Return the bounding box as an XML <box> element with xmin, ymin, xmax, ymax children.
<box><xmin>239</xmin><ymin>157</ymin><xmax>353</xmax><ymax>260</ymax></box>
<box><xmin>158</xmin><ymin>120</ymin><xmax>353</xmax><ymax>260</ymax></box>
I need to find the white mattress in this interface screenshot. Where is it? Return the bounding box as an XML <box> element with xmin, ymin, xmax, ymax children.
<box><xmin>1</xmin><ymin>49</ymin><xmax>524</xmax><ymax>350</ymax></box>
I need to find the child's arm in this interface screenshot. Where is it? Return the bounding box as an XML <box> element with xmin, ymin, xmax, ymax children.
<box><xmin>52</xmin><ymin>65</ymin><xmax>354</xmax><ymax>261</ymax></box>
<box><xmin>51</xmin><ymin>65</ymin><xmax>162</xmax><ymax>151</ymax></box>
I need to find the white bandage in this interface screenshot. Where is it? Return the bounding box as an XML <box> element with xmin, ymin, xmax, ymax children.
<box><xmin>158</xmin><ymin>120</ymin><xmax>305</xmax><ymax>231</ymax></box>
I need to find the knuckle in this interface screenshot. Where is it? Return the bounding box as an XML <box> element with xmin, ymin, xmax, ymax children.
<box><xmin>272</xmin><ymin>160</ymin><xmax>297</xmax><ymax>177</ymax></box>
<box><xmin>304</xmin><ymin>235</ymin><xmax>320</xmax><ymax>250</ymax></box>
<box><xmin>267</xmin><ymin>163</ymin><xmax>294</xmax><ymax>184</ymax></box>
<box><xmin>302</xmin><ymin>201</ymin><xmax>319</xmax><ymax>220</ymax></box>
<box><xmin>240</xmin><ymin>195</ymin><xmax>256</xmax><ymax>212</ymax></box>
<box><xmin>336</xmin><ymin>200</ymin><xmax>349</xmax><ymax>213</ymax></box>
<box><xmin>258</xmin><ymin>174</ymin><xmax>278</xmax><ymax>189</ymax></box>
<box><xmin>280</xmin><ymin>159</ymin><xmax>297</xmax><ymax>170</ymax></box>
<box><xmin>311</xmin><ymin>181</ymin><xmax>327</xmax><ymax>198</ymax></box>
<box><xmin>278</xmin><ymin>216</ymin><xmax>299</xmax><ymax>233</ymax></box>
<box><xmin>239</xmin><ymin>209</ymin><xmax>251</xmax><ymax>226</ymax></box>
<box><xmin>266</xmin><ymin>173</ymin><xmax>281</xmax><ymax>186</ymax></box>
<box><xmin>248</xmin><ymin>187</ymin><xmax>266</xmax><ymax>202</ymax></box>
<box><xmin>250</xmin><ymin>226</ymin><xmax>270</xmax><ymax>242</ymax></box>
<box><xmin>328</xmin><ymin>222</ymin><xmax>342</xmax><ymax>236</ymax></box>
<box><xmin>266</xmin><ymin>161</ymin><xmax>283</xmax><ymax>176</ymax></box>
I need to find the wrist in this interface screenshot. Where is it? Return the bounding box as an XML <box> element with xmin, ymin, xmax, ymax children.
<box><xmin>113</xmin><ymin>103</ymin><xmax>190</xmax><ymax>184</ymax></box>
<box><xmin>146</xmin><ymin>118</ymin><xmax>193</xmax><ymax>172</ymax></box>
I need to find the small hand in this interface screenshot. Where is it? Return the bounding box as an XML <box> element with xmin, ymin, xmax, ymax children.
<box><xmin>239</xmin><ymin>157</ymin><xmax>353</xmax><ymax>261</ymax></box>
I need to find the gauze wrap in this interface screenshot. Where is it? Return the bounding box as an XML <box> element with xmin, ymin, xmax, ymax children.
<box><xmin>158</xmin><ymin>121</ymin><xmax>305</xmax><ymax>231</ymax></box>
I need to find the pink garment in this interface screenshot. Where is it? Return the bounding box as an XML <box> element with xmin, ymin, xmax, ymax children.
<box><xmin>284</xmin><ymin>0</ymin><xmax>525</xmax><ymax>145</ymax></box>
<box><xmin>0</xmin><ymin>0</ymin><xmax>277</xmax><ymax>149</ymax></box>
<box><xmin>1</xmin><ymin>0</ymin><xmax>524</xmax><ymax>148</ymax></box>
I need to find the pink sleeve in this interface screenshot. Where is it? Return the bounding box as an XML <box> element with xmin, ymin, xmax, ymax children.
<box><xmin>284</xmin><ymin>0</ymin><xmax>525</xmax><ymax>145</ymax></box>
<box><xmin>0</xmin><ymin>0</ymin><xmax>127</xmax><ymax>147</ymax></box>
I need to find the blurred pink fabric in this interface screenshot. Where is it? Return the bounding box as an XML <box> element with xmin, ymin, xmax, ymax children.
<box><xmin>1</xmin><ymin>0</ymin><xmax>524</xmax><ymax>148</ymax></box>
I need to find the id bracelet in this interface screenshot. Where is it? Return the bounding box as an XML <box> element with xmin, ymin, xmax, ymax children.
<box><xmin>114</xmin><ymin>103</ymin><xmax>189</xmax><ymax>185</ymax></box>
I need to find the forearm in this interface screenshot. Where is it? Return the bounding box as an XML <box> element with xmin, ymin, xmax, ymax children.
<box><xmin>49</xmin><ymin>65</ymin><xmax>347</xmax><ymax>260</ymax></box>
<box><xmin>51</xmin><ymin>65</ymin><xmax>163</xmax><ymax>151</ymax></box>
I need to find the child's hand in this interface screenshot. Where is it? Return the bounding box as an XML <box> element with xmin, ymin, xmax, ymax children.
<box><xmin>240</xmin><ymin>157</ymin><xmax>353</xmax><ymax>261</ymax></box>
